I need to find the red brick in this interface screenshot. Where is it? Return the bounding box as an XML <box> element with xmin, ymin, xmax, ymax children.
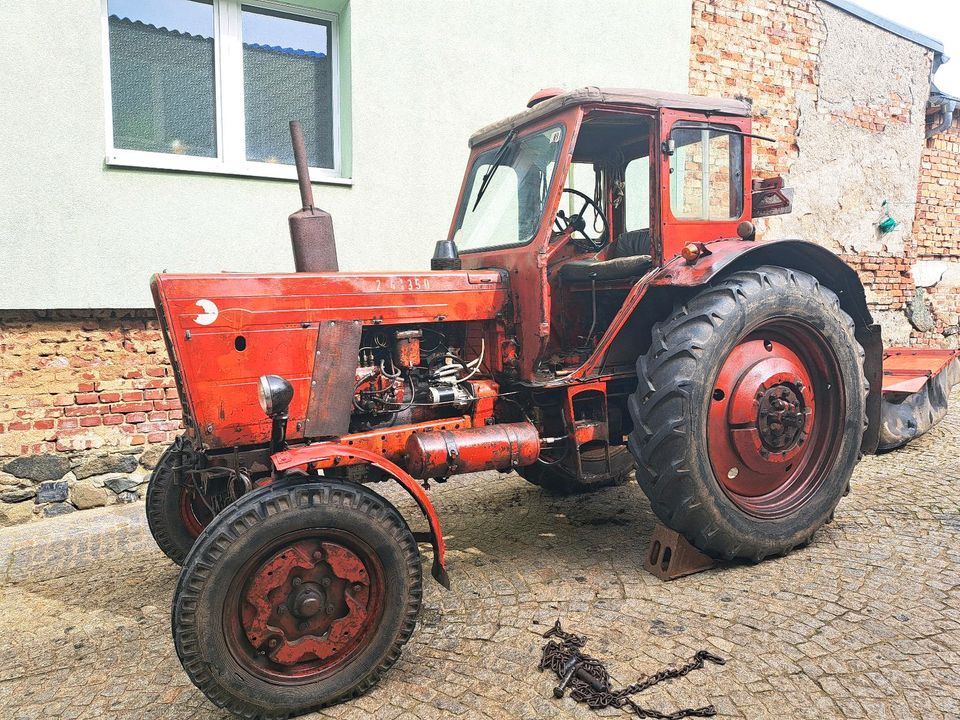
<box><xmin>79</xmin><ymin>416</ymin><xmax>102</xmax><ymax>428</ymax></box>
<box><xmin>75</xmin><ymin>392</ymin><xmax>99</xmax><ymax>405</ymax></box>
<box><xmin>102</xmin><ymin>414</ymin><xmax>124</xmax><ymax>426</ymax></box>
<box><xmin>98</xmin><ymin>391</ymin><xmax>121</xmax><ymax>403</ymax></box>
<box><xmin>111</xmin><ymin>402</ymin><xmax>153</xmax><ymax>414</ymax></box>
<box><xmin>64</xmin><ymin>405</ymin><xmax>101</xmax><ymax>417</ymax></box>
<box><xmin>144</xmin><ymin>388</ymin><xmax>165</xmax><ymax>400</ymax></box>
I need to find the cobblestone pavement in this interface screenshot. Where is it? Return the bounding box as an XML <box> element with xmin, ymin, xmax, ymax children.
<box><xmin>1</xmin><ymin>393</ymin><xmax>959</xmax><ymax>720</ymax></box>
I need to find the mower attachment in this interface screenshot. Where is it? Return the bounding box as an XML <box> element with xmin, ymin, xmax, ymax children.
<box><xmin>879</xmin><ymin>348</ymin><xmax>960</xmax><ymax>450</ymax></box>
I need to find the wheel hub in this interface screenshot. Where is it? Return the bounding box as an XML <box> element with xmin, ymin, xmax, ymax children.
<box><xmin>238</xmin><ymin>539</ymin><xmax>378</xmax><ymax>669</ymax></box>
<box><xmin>708</xmin><ymin>336</ymin><xmax>820</xmax><ymax>503</ymax></box>
<box><xmin>289</xmin><ymin>582</ymin><xmax>326</xmax><ymax>619</ymax></box>
<box><xmin>757</xmin><ymin>384</ymin><xmax>807</xmax><ymax>451</ymax></box>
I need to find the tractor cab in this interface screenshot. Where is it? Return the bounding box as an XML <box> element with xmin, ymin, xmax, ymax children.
<box><xmin>450</xmin><ymin>87</ymin><xmax>757</xmax><ymax>382</ymax></box>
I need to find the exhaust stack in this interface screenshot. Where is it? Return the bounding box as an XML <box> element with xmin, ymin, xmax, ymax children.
<box><xmin>288</xmin><ymin>121</ymin><xmax>338</xmax><ymax>272</ymax></box>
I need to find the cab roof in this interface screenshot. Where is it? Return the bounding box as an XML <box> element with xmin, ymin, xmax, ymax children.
<box><xmin>469</xmin><ymin>86</ymin><xmax>752</xmax><ymax>148</ymax></box>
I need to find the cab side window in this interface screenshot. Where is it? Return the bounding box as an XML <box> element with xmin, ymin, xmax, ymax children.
<box><xmin>668</xmin><ymin>126</ymin><xmax>743</xmax><ymax>221</ymax></box>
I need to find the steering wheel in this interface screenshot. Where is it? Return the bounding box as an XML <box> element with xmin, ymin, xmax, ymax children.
<box><xmin>554</xmin><ymin>188</ymin><xmax>608</xmax><ymax>251</ymax></box>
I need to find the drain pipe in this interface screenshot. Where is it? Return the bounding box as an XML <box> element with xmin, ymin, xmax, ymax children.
<box><xmin>927</xmin><ymin>99</ymin><xmax>957</xmax><ymax>139</ymax></box>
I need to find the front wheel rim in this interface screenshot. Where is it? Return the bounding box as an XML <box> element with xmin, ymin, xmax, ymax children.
<box><xmin>707</xmin><ymin>318</ymin><xmax>845</xmax><ymax>519</ymax></box>
<box><xmin>224</xmin><ymin>529</ymin><xmax>386</xmax><ymax>685</ymax></box>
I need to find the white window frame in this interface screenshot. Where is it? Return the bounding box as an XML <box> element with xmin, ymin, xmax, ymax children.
<box><xmin>100</xmin><ymin>0</ymin><xmax>347</xmax><ymax>184</ymax></box>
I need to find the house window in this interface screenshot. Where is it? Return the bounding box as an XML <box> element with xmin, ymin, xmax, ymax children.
<box><xmin>103</xmin><ymin>0</ymin><xmax>343</xmax><ymax>180</ymax></box>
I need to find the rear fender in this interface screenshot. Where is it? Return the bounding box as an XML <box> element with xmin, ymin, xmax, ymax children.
<box><xmin>600</xmin><ymin>238</ymin><xmax>882</xmax><ymax>453</ymax></box>
<box><xmin>271</xmin><ymin>444</ymin><xmax>450</xmax><ymax>588</ymax></box>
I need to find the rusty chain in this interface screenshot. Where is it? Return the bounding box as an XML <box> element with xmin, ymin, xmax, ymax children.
<box><xmin>538</xmin><ymin>620</ymin><xmax>725</xmax><ymax>719</ymax></box>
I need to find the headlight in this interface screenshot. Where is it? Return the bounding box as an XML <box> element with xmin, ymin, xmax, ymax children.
<box><xmin>258</xmin><ymin>375</ymin><xmax>294</xmax><ymax>416</ymax></box>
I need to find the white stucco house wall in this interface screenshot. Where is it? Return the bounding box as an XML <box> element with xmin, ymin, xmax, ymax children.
<box><xmin>0</xmin><ymin>0</ymin><xmax>693</xmax><ymax>309</ymax></box>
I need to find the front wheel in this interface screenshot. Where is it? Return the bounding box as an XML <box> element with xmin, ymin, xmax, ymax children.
<box><xmin>628</xmin><ymin>266</ymin><xmax>868</xmax><ymax>561</ymax></box>
<box><xmin>145</xmin><ymin>436</ymin><xmax>215</xmax><ymax>565</ymax></box>
<box><xmin>172</xmin><ymin>478</ymin><xmax>422</xmax><ymax>719</ymax></box>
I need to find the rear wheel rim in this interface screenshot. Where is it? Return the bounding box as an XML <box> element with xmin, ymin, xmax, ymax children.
<box><xmin>707</xmin><ymin>318</ymin><xmax>845</xmax><ymax>519</ymax></box>
<box><xmin>224</xmin><ymin>529</ymin><xmax>386</xmax><ymax>684</ymax></box>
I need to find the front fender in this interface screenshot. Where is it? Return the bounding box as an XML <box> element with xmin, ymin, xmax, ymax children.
<box><xmin>271</xmin><ymin>444</ymin><xmax>450</xmax><ymax>588</ymax></box>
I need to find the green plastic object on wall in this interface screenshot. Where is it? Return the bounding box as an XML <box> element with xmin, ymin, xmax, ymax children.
<box><xmin>878</xmin><ymin>200</ymin><xmax>897</xmax><ymax>234</ymax></box>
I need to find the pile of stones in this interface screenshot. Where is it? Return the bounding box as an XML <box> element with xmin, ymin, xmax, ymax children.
<box><xmin>0</xmin><ymin>445</ymin><xmax>166</xmax><ymax>527</ymax></box>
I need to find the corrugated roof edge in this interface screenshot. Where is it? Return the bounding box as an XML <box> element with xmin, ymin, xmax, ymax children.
<box><xmin>468</xmin><ymin>87</ymin><xmax>751</xmax><ymax>148</ymax></box>
<box><xmin>822</xmin><ymin>0</ymin><xmax>944</xmax><ymax>54</ymax></box>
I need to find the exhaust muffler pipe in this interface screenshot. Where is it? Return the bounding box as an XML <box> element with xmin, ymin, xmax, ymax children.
<box><xmin>288</xmin><ymin>120</ymin><xmax>338</xmax><ymax>272</ymax></box>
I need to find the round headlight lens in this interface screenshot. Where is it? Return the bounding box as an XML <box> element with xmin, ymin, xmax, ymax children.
<box><xmin>257</xmin><ymin>375</ymin><xmax>294</xmax><ymax>416</ymax></box>
<box><xmin>257</xmin><ymin>375</ymin><xmax>273</xmax><ymax>415</ymax></box>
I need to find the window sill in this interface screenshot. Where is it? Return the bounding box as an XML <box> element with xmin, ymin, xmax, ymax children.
<box><xmin>104</xmin><ymin>151</ymin><xmax>353</xmax><ymax>186</ymax></box>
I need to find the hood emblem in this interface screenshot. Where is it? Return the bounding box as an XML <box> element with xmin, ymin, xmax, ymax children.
<box><xmin>194</xmin><ymin>299</ymin><xmax>219</xmax><ymax>326</ymax></box>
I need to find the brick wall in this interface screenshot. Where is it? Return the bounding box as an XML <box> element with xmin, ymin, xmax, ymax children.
<box><xmin>0</xmin><ymin>310</ymin><xmax>183</xmax><ymax>524</ymax></box>
<box><xmin>910</xmin><ymin>118</ymin><xmax>960</xmax><ymax>342</ymax></box>
<box><xmin>0</xmin><ymin>310</ymin><xmax>181</xmax><ymax>456</ymax></box>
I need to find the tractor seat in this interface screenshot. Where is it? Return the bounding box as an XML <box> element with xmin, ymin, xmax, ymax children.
<box><xmin>558</xmin><ymin>254</ymin><xmax>653</xmax><ymax>282</ymax></box>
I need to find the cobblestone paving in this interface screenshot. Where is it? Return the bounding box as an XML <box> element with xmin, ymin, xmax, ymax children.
<box><xmin>1</xmin><ymin>393</ymin><xmax>959</xmax><ymax>720</ymax></box>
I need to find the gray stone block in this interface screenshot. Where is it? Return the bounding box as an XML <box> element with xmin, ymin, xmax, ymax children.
<box><xmin>35</xmin><ymin>480</ymin><xmax>69</xmax><ymax>504</ymax></box>
<box><xmin>0</xmin><ymin>488</ymin><xmax>36</xmax><ymax>503</ymax></box>
<box><xmin>4</xmin><ymin>454</ymin><xmax>70</xmax><ymax>482</ymax></box>
<box><xmin>73</xmin><ymin>453</ymin><xmax>139</xmax><ymax>480</ymax></box>
<box><xmin>104</xmin><ymin>476</ymin><xmax>141</xmax><ymax>494</ymax></box>
<box><xmin>42</xmin><ymin>502</ymin><xmax>76</xmax><ymax>518</ymax></box>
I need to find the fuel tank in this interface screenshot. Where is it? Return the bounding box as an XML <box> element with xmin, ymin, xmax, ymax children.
<box><xmin>404</xmin><ymin>422</ymin><xmax>541</xmax><ymax>478</ymax></box>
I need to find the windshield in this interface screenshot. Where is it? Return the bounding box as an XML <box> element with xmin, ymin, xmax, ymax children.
<box><xmin>453</xmin><ymin>125</ymin><xmax>565</xmax><ymax>252</ymax></box>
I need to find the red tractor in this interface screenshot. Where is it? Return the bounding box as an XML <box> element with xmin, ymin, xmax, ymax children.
<box><xmin>148</xmin><ymin>88</ymin><xmax>957</xmax><ymax>718</ymax></box>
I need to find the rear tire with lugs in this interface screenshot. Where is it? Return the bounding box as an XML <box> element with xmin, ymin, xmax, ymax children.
<box><xmin>628</xmin><ymin>266</ymin><xmax>868</xmax><ymax>561</ymax></box>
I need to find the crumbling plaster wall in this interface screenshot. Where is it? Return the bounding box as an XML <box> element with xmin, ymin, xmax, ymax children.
<box><xmin>761</xmin><ymin>3</ymin><xmax>931</xmax><ymax>344</ymax></box>
<box><xmin>691</xmin><ymin>1</ymin><xmax>936</xmax><ymax>345</ymax></box>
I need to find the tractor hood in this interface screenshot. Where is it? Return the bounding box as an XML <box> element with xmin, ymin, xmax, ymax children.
<box><xmin>151</xmin><ymin>269</ymin><xmax>509</xmax><ymax>449</ymax></box>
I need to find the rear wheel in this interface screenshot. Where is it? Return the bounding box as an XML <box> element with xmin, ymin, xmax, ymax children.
<box><xmin>628</xmin><ymin>266</ymin><xmax>868</xmax><ymax>561</ymax></box>
<box><xmin>172</xmin><ymin>478</ymin><xmax>422</xmax><ymax>719</ymax></box>
<box><xmin>518</xmin><ymin>444</ymin><xmax>634</xmax><ymax>494</ymax></box>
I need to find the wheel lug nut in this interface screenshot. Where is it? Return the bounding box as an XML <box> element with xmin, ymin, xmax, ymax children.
<box><xmin>313</xmin><ymin>551</ymin><xmax>324</xmax><ymax>562</ymax></box>
<box><xmin>268</xmin><ymin>638</ymin><xmax>279</xmax><ymax>648</ymax></box>
<box><xmin>277</xmin><ymin>604</ymin><xmax>287</xmax><ymax>615</ymax></box>
<box><xmin>353</xmin><ymin>583</ymin><xmax>362</xmax><ymax>592</ymax></box>
<box><xmin>292</xmin><ymin>577</ymin><xmax>302</xmax><ymax>586</ymax></box>
<box><xmin>321</xmin><ymin>577</ymin><xmax>331</xmax><ymax>587</ymax></box>
<box><xmin>326</xmin><ymin>604</ymin><xmax>335</xmax><ymax>615</ymax></box>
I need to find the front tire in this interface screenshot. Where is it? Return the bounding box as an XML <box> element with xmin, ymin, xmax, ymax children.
<box><xmin>145</xmin><ymin>436</ymin><xmax>213</xmax><ymax>565</ymax></box>
<box><xmin>172</xmin><ymin>478</ymin><xmax>422</xmax><ymax>720</ymax></box>
<box><xmin>628</xmin><ymin>266</ymin><xmax>868</xmax><ymax>561</ymax></box>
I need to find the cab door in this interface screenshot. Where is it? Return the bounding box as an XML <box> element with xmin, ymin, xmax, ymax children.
<box><xmin>658</xmin><ymin>110</ymin><xmax>752</xmax><ymax>263</ymax></box>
